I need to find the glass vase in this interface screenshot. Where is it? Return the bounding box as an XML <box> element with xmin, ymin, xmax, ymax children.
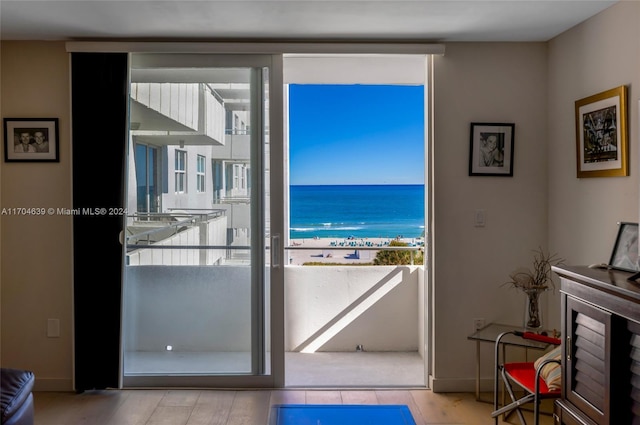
<box><xmin>523</xmin><ymin>288</ymin><xmax>545</xmax><ymax>331</ymax></box>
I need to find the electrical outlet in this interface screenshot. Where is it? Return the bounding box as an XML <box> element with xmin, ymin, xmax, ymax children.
<box><xmin>473</xmin><ymin>318</ymin><xmax>485</xmax><ymax>331</ymax></box>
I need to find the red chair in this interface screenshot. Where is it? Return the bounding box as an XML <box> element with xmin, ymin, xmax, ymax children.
<box><xmin>492</xmin><ymin>331</ymin><xmax>562</xmax><ymax>425</ymax></box>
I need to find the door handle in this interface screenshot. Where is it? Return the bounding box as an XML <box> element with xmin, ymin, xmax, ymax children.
<box><xmin>271</xmin><ymin>234</ymin><xmax>280</xmax><ymax>268</ymax></box>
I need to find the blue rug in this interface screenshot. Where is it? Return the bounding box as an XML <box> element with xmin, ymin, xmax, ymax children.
<box><xmin>271</xmin><ymin>404</ymin><xmax>417</xmax><ymax>425</ymax></box>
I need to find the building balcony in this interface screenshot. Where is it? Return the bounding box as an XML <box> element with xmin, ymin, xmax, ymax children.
<box><xmin>122</xmin><ymin>210</ymin><xmax>425</xmax><ymax>386</ymax></box>
<box><xmin>122</xmin><ymin>246</ymin><xmax>426</xmax><ymax>386</ymax></box>
<box><xmin>129</xmin><ymin>82</ymin><xmax>226</xmax><ymax>146</ymax></box>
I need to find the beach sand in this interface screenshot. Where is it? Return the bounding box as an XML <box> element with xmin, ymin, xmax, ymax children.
<box><xmin>286</xmin><ymin>237</ymin><xmax>423</xmax><ymax>266</ymax></box>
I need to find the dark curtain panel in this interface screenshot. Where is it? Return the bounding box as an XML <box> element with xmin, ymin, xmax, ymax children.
<box><xmin>71</xmin><ymin>53</ymin><xmax>128</xmax><ymax>392</ymax></box>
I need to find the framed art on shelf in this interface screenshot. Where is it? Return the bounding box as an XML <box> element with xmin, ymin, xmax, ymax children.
<box><xmin>468</xmin><ymin>122</ymin><xmax>514</xmax><ymax>176</ymax></box>
<box><xmin>608</xmin><ymin>222</ymin><xmax>639</xmax><ymax>273</ymax></box>
<box><xmin>3</xmin><ymin>117</ymin><xmax>59</xmax><ymax>162</ymax></box>
<box><xmin>575</xmin><ymin>85</ymin><xmax>627</xmax><ymax>178</ymax></box>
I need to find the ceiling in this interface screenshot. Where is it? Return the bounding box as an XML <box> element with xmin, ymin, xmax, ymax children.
<box><xmin>0</xmin><ymin>1</ymin><xmax>618</xmax><ymax>42</ymax></box>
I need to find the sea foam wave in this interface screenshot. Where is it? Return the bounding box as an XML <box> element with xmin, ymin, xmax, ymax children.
<box><xmin>291</xmin><ymin>226</ymin><xmax>364</xmax><ymax>232</ymax></box>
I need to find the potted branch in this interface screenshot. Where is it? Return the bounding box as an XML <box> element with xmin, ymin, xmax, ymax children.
<box><xmin>504</xmin><ymin>248</ymin><xmax>564</xmax><ymax>330</ymax></box>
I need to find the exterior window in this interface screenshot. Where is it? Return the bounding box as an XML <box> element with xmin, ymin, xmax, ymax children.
<box><xmin>234</xmin><ymin>164</ymin><xmax>240</xmax><ymax>189</ymax></box>
<box><xmin>197</xmin><ymin>155</ymin><xmax>206</xmax><ymax>192</ymax></box>
<box><xmin>134</xmin><ymin>143</ymin><xmax>160</xmax><ymax>213</ymax></box>
<box><xmin>175</xmin><ymin>150</ymin><xmax>186</xmax><ymax>193</ymax></box>
<box><xmin>225</xmin><ymin>109</ymin><xmax>233</xmax><ymax>134</ymax></box>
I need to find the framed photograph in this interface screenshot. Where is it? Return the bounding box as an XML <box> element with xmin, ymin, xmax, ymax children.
<box><xmin>3</xmin><ymin>118</ymin><xmax>59</xmax><ymax>162</ymax></box>
<box><xmin>468</xmin><ymin>122</ymin><xmax>514</xmax><ymax>176</ymax></box>
<box><xmin>609</xmin><ymin>222</ymin><xmax>639</xmax><ymax>272</ymax></box>
<box><xmin>575</xmin><ymin>85</ymin><xmax>627</xmax><ymax>178</ymax></box>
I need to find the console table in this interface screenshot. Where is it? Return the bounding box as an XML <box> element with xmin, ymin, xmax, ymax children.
<box><xmin>552</xmin><ymin>265</ymin><xmax>640</xmax><ymax>424</ymax></box>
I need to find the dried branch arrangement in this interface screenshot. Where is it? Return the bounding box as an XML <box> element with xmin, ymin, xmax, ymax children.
<box><xmin>504</xmin><ymin>247</ymin><xmax>564</xmax><ymax>291</ymax></box>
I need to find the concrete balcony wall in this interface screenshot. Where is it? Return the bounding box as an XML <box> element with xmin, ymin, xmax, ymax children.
<box><xmin>202</xmin><ymin>217</ymin><xmax>229</xmax><ymax>264</ymax></box>
<box><xmin>122</xmin><ymin>264</ymin><xmax>422</xmax><ymax>354</ymax></box>
<box><xmin>210</xmin><ymin>134</ymin><xmax>250</xmax><ymax>160</ymax></box>
<box><xmin>216</xmin><ymin>204</ymin><xmax>251</xmax><ymax>230</ymax></box>
<box><xmin>131</xmin><ymin>82</ymin><xmax>199</xmax><ymax>130</ymax></box>
<box><xmin>418</xmin><ymin>266</ymin><xmax>426</xmax><ymax>358</ymax></box>
<box><xmin>130</xmin><ymin>83</ymin><xmax>225</xmax><ymax>143</ymax></box>
<box><xmin>203</xmin><ymin>89</ymin><xmax>225</xmax><ymax>142</ymax></box>
<box><xmin>285</xmin><ymin>266</ymin><xmax>421</xmax><ymax>352</ymax></box>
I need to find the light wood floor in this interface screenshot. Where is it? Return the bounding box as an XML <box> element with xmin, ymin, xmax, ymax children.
<box><xmin>33</xmin><ymin>389</ymin><xmax>554</xmax><ymax>425</ymax></box>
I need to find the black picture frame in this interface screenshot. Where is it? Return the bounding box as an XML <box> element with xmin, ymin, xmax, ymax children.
<box><xmin>469</xmin><ymin>122</ymin><xmax>515</xmax><ymax>176</ymax></box>
<box><xmin>3</xmin><ymin>117</ymin><xmax>60</xmax><ymax>162</ymax></box>
<box><xmin>608</xmin><ymin>222</ymin><xmax>639</xmax><ymax>273</ymax></box>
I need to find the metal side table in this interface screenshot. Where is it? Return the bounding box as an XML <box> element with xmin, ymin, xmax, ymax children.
<box><xmin>467</xmin><ymin>323</ymin><xmax>549</xmax><ymax>402</ymax></box>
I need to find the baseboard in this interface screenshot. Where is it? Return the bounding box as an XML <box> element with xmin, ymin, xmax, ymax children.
<box><xmin>429</xmin><ymin>376</ymin><xmax>493</xmax><ymax>393</ymax></box>
<box><xmin>34</xmin><ymin>378</ymin><xmax>74</xmax><ymax>392</ymax></box>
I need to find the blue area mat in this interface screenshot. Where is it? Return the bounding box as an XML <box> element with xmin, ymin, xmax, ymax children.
<box><xmin>271</xmin><ymin>404</ymin><xmax>417</xmax><ymax>425</ymax></box>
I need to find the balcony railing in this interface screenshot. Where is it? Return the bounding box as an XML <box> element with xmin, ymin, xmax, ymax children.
<box><xmin>125</xmin><ymin>210</ymin><xmax>231</xmax><ymax>265</ymax></box>
<box><xmin>126</xmin><ymin>209</ymin><xmax>226</xmax><ymax>245</ymax></box>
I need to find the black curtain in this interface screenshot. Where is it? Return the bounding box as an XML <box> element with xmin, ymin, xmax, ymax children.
<box><xmin>71</xmin><ymin>53</ymin><xmax>128</xmax><ymax>392</ymax></box>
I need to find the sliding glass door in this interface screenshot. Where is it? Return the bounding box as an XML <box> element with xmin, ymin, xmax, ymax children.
<box><xmin>121</xmin><ymin>53</ymin><xmax>283</xmax><ymax>387</ymax></box>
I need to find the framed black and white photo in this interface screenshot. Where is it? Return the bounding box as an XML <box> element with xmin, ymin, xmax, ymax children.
<box><xmin>469</xmin><ymin>122</ymin><xmax>514</xmax><ymax>176</ymax></box>
<box><xmin>3</xmin><ymin>118</ymin><xmax>59</xmax><ymax>162</ymax></box>
<box><xmin>609</xmin><ymin>222</ymin><xmax>639</xmax><ymax>273</ymax></box>
<box><xmin>575</xmin><ymin>85</ymin><xmax>628</xmax><ymax>178</ymax></box>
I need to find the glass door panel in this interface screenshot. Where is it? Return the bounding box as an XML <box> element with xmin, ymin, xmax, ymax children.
<box><xmin>122</xmin><ymin>54</ymin><xmax>276</xmax><ymax>387</ymax></box>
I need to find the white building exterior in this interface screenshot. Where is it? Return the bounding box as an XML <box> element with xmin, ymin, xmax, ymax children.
<box><xmin>126</xmin><ymin>80</ymin><xmax>251</xmax><ymax>264</ymax></box>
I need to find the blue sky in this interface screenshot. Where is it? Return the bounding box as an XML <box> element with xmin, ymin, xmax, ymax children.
<box><xmin>288</xmin><ymin>84</ymin><xmax>425</xmax><ymax>185</ymax></box>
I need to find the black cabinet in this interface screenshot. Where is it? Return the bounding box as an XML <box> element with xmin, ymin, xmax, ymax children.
<box><xmin>552</xmin><ymin>266</ymin><xmax>639</xmax><ymax>425</ymax></box>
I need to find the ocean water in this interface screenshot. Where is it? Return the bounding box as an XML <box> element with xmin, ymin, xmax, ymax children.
<box><xmin>290</xmin><ymin>185</ymin><xmax>425</xmax><ymax>239</ymax></box>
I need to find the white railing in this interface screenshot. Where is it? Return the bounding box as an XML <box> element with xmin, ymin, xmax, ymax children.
<box><xmin>126</xmin><ymin>211</ymin><xmax>228</xmax><ymax>266</ymax></box>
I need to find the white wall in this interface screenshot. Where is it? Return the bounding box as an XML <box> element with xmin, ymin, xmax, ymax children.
<box><xmin>0</xmin><ymin>42</ymin><xmax>73</xmax><ymax>390</ymax></box>
<box><xmin>431</xmin><ymin>42</ymin><xmax>550</xmax><ymax>391</ymax></box>
<box><xmin>547</xmin><ymin>2</ymin><xmax>640</xmax><ymax>274</ymax></box>
<box><xmin>427</xmin><ymin>1</ymin><xmax>640</xmax><ymax>392</ymax></box>
<box><xmin>163</xmin><ymin>145</ymin><xmax>215</xmax><ymax>210</ymax></box>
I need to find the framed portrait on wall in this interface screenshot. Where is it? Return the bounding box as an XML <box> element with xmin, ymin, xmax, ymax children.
<box><xmin>3</xmin><ymin>118</ymin><xmax>59</xmax><ymax>162</ymax></box>
<box><xmin>575</xmin><ymin>85</ymin><xmax>627</xmax><ymax>178</ymax></box>
<box><xmin>468</xmin><ymin>122</ymin><xmax>515</xmax><ymax>176</ymax></box>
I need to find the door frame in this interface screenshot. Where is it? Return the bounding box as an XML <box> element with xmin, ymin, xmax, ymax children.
<box><xmin>66</xmin><ymin>41</ymin><xmax>440</xmax><ymax>389</ymax></box>
<box><xmin>282</xmin><ymin>53</ymin><xmax>432</xmax><ymax>388</ymax></box>
<box><xmin>120</xmin><ymin>53</ymin><xmax>285</xmax><ymax>389</ymax></box>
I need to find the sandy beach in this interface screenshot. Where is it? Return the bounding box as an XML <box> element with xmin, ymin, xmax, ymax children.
<box><xmin>286</xmin><ymin>237</ymin><xmax>423</xmax><ymax>265</ymax></box>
